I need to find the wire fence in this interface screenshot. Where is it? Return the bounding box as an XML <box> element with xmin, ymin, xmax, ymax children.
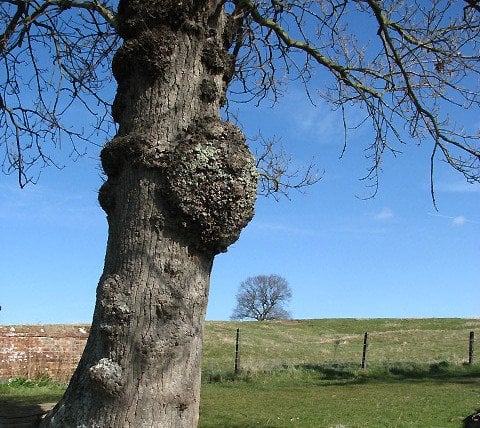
<box><xmin>201</xmin><ymin>322</ymin><xmax>478</xmax><ymax>376</ymax></box>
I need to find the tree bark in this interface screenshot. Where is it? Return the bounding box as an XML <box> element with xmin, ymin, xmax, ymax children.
<box><xmin>41</xmin><ymin>1</ymin><xmax>257</xmax><ymax>426</ymax></box>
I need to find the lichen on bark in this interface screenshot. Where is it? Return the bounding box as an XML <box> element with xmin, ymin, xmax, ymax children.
<box><xmin>116</xmin><ymin>0</ymin><xmax>210</xmax><ymax>38</ymax></box>
<box><xmin>89</xmin><ymin>358</ymin><xmax>124</xmax><ymax>396</ymax></box>
<box><xmin>164</xmin><ymin>118</ymin><xmax>258</xmax><ymax>254</ymax></box>
<box><xmin>100</xmin><ymin>133</ymin><xmax>160</xmax><ymax>178</ymax></box>
<box><xmin>111</xmin><ymin>28</ymin><xmax>175</xmax><ymax>82</ymax></box>
<box><xmin>199</xmin><ymin>78</ymin><xmax>218</xmax><ymax>103</ymax></box>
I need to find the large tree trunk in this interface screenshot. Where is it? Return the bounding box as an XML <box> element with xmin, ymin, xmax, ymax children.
<box><xmin>41</xmin><ymin>1</ymin><xmax>257</xmax><ymax>426</ymax></box>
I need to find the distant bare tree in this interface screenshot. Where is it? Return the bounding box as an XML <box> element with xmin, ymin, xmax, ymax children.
<box><xmin>231</xmin><ymin>274</ymin><xmax>292</xmax><ymax>321</ymax></box>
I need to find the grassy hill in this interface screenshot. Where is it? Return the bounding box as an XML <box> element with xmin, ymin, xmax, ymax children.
<box><xmin>202</xmin><ymin>318</ymin><xmax>480</xmax><ymax>375</ymax></box>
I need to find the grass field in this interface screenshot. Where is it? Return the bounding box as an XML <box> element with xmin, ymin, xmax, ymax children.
<box><xmin>1</xmin><ymin>318</ymin><xmax>479</xmax><ymax>427</ymax></box>
<box><xmin>200</xmin><ymin>369</ymin><xmax>480</xmax><ymax>427</ymax></box>
<box><xmin>202</xmin><ymin>318</ymin><xmax>480</xmax><ymax>374</ymax></box>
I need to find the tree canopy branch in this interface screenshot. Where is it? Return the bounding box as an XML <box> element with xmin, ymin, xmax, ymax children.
<box><xmin>229</xmin><ymin>0</ymin><xmax>480</xmax><ymax>204</ymax></box>
<box><xmin>0</xmin><ymin>0</ymin><xmax>118</xmax><ymax>186</ymax></box>
<box><xmin>1</xmin><ymin>0</ymin><xmax>479</xmax><ymax>202</ymax></box>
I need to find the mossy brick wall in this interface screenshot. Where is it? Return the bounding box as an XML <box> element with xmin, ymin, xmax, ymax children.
<box><xmin>0</xmin><ymin>325</ymin><xmax>90</xmax><ymax>381</ymax></box>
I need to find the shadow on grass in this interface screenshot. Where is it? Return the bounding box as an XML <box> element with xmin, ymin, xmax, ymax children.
<box><xmin>0</xmin><ymin>399</ymin><xmax>55</xmax><ymax>427</ymax></box>
<box><xmin>202</xmin><ymin>362</ymin><xmax>480</xmax><ymax>387</ymax></box>
<box><xmin>202</xmin><ymin>370</ymin><xmax>254</xmax><ymax>384</ymax></box>
<box><xmin>294</xmin><ymin>361</ymin><xmax>480</xmax><ymax>386</ymax></box>
<box><xmin>299</xmin><ymin>363</ymin><xmax>357</xmax><ymax>380</ymax></box>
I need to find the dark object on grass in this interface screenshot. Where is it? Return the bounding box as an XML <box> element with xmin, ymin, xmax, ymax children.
<box><xmin>464</xmin><ymin>410</ymin><xmax>480</xmax><ymax>427</ymax></box>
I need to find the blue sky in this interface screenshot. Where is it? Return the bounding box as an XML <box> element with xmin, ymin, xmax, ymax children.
<box><xmin>1</xmin><ymin>1</ymin><xmax>479</xmax><ymax>324</ymax></box>
<box><xmin>1</xmin><ymin>81</ymin><xmax>478</xmax><ymax>325</ymax></box>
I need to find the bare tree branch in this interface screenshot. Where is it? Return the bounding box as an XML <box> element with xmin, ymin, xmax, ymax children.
<box><xmin>229</xmin><ymin>0</ymin><xmax>480</xmax><ymax>204</ymax></box>
<box><xmin>2</xmin><ymin>0</ymin><xmax>479</xmax><ymax>203</ymax></box>
<box><xmin>0</xmin><ymin>0</ymin><xmax>118</xmax><ymax>186</ymax></box>
<box><xmin>252</xmin><ymin>134</ymin><xmax>321</xmax><ymax>199</ymax></box>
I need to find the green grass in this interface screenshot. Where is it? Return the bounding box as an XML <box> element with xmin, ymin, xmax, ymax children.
<box><xmin>0</xmin><ymin>377</ymin><xmax>66</xmax><ymax>406</ymax></box>
<box><xmin>1</xmin><ymin>318</ymin><xmax>479</xmax><ymax>426</ymax></box>
<box><xmin>202</xmin><ymin>318</ymin><xmax>480</xmax><ymax>374</ymax></box>
<box><xmin>199</xmin><ymin>318</ymin><xmax>480</xmax><ymax>427</ymax></box>
<box><xmin>199</xmin><ymin>369</ymin><xmax>480</xmax><ymax>427</ymax></box>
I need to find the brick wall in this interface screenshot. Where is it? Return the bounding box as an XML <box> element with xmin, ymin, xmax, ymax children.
<box><xmin>0</xmin><ymin>325</ymin><xmax>90</xmax><ymax>381</ymax></box>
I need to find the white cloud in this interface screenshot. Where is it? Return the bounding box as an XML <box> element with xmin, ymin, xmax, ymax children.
<box><xmin>374</xmin><ymin>207</ymin><xmax>394</xmax><ymax>221</ymax></box>
<box><xmin>428</xmin><ymin>212</ymin><xmax>477</xmax><ymax>226</ymax></box>
<box><xmin>437</xmin><ymin>181</ymin><xmax>480</xmax><ymax>193</ymax></box>
<box><xmin>452</xmin><ymin>215</ymin><xmax>467</xmax><ymax>226</ymax></box>
<box><xmin>296</xmin><ymin>106</ymin><xmax>341</xmax><ymax>141</ymax></box>
<box><xmin>0</xmin><ymin>182</ymin><xmax>102</xmax><ymax>228</ymax></box>
<box><xmin>281</xmin><ymin>90</ymin><xmax>362</xmax><ymax>146</ymax></box>
<box><xmin>250</xmin><ymin>220</ymin><xmax>315</xmax><ymax>237</ymax></box>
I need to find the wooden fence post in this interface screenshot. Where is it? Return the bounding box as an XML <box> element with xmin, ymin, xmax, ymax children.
<box><xmin>469</xmin><ymin>331</ymin><xmax>474</xmax><ymax>365</ymax></box>
<box><xmin>361</xmin><ymin>332</ymin><xmax>368</xmax><ymax>369</ymax></box>
<box><xmin>234</xmin><ymin>328</ymin><xmax>240</xmax><ymax>374</ymax></box>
